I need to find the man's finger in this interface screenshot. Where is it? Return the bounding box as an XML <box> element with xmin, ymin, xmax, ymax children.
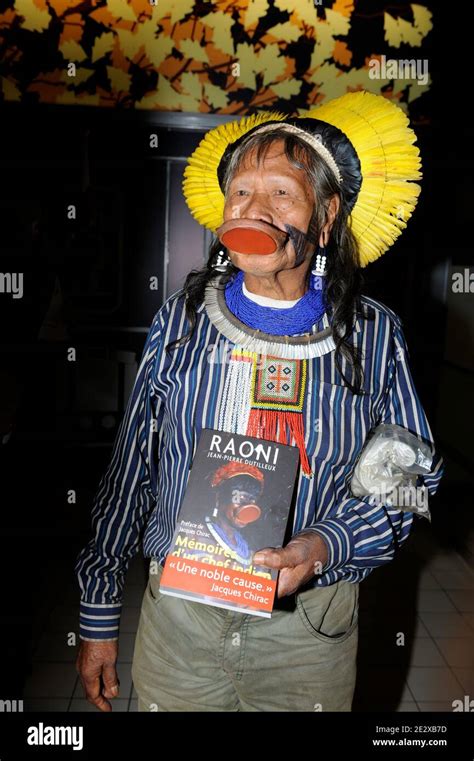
<box><xmin>102</xmin><ymin>664</ymin><xmax>120</xmax><ymax>699</ymax></box>
<box><xmin>276</xmin><ymin>567</ymin><xmax>307</xmax><ymax>598</ymax></box>
<box><xmin>87</xmin><ymin>693</ymin><xmax>112</xmax><ymax>712</ymax></box>
<box><xmin>253</xmin><ymin>545</ymin><xmax>302</xmax><ymax>569</ymax></box>
<box><xmin>80</xmin><ymin>673</ymin><xmax>112</xmax><ymax>712</ymax></box>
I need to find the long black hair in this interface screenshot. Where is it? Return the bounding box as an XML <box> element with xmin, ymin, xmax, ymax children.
<box><xmin>167</xmin><ymin>128</ymin><xmax>371</xmax><ymax>394</ymax></box>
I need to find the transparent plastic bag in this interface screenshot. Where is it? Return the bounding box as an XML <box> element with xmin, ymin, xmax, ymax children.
<box><xmin>351</xmin><ymin>423</ymin><xmax>433</xmax><ymax>521</ymax></box>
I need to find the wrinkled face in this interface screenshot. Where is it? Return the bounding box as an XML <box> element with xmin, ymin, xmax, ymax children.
<box><xmin>223</xmin><ymin>140</ymin><xmax>317</xmax><ymax>275</ymax></box>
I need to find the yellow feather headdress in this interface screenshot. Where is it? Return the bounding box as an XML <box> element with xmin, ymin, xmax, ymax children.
<box><xmin>182</xmin><ymin>91</ymin><xmax>422</xmax><ymax>268</ymax></box>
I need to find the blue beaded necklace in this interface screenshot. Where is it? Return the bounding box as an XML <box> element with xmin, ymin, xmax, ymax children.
<box><xmin>224</xmin><ymin>270</ymin><xmax>326</xmax><ymax>336</ymax></box>
<box><xmin>205</xmin><ymin>519</ymin><xmax>252</xmax><ymax>565</ymax></box>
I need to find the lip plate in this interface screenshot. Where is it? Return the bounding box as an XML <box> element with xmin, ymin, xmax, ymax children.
<box><xmin>217</xmin><ymin>219</ymin><xmax>289</xmax><ymax>255</ymax></box>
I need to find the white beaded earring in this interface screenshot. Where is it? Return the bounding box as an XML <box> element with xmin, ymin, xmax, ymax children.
<box><xmin>214</xmin><ymin>249</ymin><xmax>231</xmax><ymax>272</ymax></box>
<box><xmin>312</xmin><ymin>252</ymin><xmax>327</xmax><ymax>276</ymax></box>
<box><xmin>311</xmin><ymin>232</ymin><xmax>327</xmax><ymax>290</ymax></box>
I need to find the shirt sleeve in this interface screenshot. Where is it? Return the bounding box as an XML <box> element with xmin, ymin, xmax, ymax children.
<box><xmin>74</xmin><ymin>310</ymin><xmax>165</xmax><ymax>640</ymax></box>
<box><xmin>307</xmin><ymin>316</ymin><xmax>445</xmax><ymax>580</ymax></box>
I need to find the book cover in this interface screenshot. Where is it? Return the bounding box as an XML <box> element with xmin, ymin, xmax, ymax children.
<box><xmin>159</xmin><ymin>429</ymin><xmax>300</xmax><ymax>617</ymax></box>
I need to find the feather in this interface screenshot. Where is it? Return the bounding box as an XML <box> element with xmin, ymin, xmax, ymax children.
<box><xmin>182</xmin><ymin>91</ymin><xmax>422</xmax><ymax>268</ymax></box>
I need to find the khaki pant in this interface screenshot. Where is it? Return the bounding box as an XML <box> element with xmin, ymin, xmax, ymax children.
<box><xmin>131</xmin><ymin>562</ymin><xmax>358</xmax><ymax>712</ymax></box>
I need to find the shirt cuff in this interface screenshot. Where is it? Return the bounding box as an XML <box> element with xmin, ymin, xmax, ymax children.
<box><xmin>79</xmin><ymin>601</ymin><xmax>122</xmax><ymax>641</ymax></box>
<box><xmin>304</xmin><ymin>519</ymin><xmax>354</xmax><ymax>573</ymax></box>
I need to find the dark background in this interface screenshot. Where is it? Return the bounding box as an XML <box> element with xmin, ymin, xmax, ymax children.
<box><xmin>0</xmin><ymin>3</ymin><xmax>473</xmax><ymax>707</ymax></box>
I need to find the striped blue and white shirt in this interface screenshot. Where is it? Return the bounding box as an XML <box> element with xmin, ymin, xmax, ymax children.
<box><xmin>75</xmin><ymin>288</ymin><xmax>444</xmax><ymax>640</ymax></box>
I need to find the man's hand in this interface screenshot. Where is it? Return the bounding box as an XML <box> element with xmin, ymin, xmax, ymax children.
<box><xmin>253</xmin><ymin>531</ymin><xmax>329</xmax><ymax>597</ymax></box>
<box><xmin>76</xmin><ymin>640</ymin><xmax>120</xmax><ymax>712</ymax></box>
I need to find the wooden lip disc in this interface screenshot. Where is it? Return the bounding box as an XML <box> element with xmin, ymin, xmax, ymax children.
<box><xmin>217</xmin><ymin>219</ymin><xmax>288</xmax><ymax>255</ymax></box>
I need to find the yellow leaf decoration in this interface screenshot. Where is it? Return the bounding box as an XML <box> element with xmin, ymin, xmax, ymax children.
<box><xmin>265</xmin><ymin>22</ymin><xmax>302</xmax><ymax>43</ymax></box>
<box><xmin>325</xmin><ymin>8</ymin><xmax>351</xmax><ymax>36</ymax></box>
<box><xmin>274</xmin><ymin>0</ymin><xmax>317</xmax><ymax>28</ymax></box>
<box><xmin>310</xmin><ymin>7</ymin><xmax>351</xmax><ymax>68</ymax></box>
<box><xmin>245</xmin><ymin>0</ymin><xmax>269</xmax><ymax>29</ymax></box>
<box><xmin>60</xmin><ymin>40</ymin><xmax>87</xmax><ymax>63</ymax></box>
<box><xmin>234</xmin><ymin>43</ymin><xmax>287</xmax><ymax>89</ymax></box>
<box><xmin>259</xmin><ymin>45</ymin><xmax>287</xmax><ymax>86</ymax></box>
<box><xmin>144</xmin><ymin>34</ymin><xmax>174</xmax><ymax>68</ymax></box>
<box><xmin>235</xmin><ymin>43</ymin><xmax>258</xmax><ymax>90</ymax></box>
<box><xmin>61</xmin><ymin>67</ymin><xmax>94</xmax><ymax>86</ymax></box>
<box><xmin>106</xmin><ymin>0</ymin><xmax>136</xmax><ymax>22</ymax></box>
<box><xmin>155</xmin><ymin>74</ymin><xmax>201</xmax><ymax>111</ymax></box>
<box><xmin>149</xmin><ymin>0</ymin><xmax>195</xmax><ymax>25</ymax></box>
<box><xmin>2</xmin><ymin>0</ymin><xmax>433</xmax><ymax>115</ymax></box>
<box><xmin>271</xmin><ymin>79</ymin><xmax>302</xmax><ymax>99</ymax></box>
<box><xmin>1</xmin><ymin>76</ymin><xmax>21</xmax><ymax>101</ymax></box>
<box><xmin>115</xmin><ymin>29</ymin><xmax>145</xmax><ymax>61</ymax></box>
<box><xmin>202</xmin><ymin>12</ymin><xmax>235</xmax><ymax>56</ymax></box>
<box><xmin>14</xmin><ymin>0</ymin><xmax>51</xmax><ymax>32</ymax></box>
<box><xmin>180</xmin><ymin>39</ymin><xmax>209</xmax><ymax>64</ymax></box>
<box><xmin>311</xmin><ymin>23</ymin><xmax>335</xmax><ymax>68</ymax></box>
<box><xmin>181</xmin><ymin>71</ymin><xmax>202</xmax><ymax>101</ymax></box>
<box><xmin>106</xmin><ymin>65</ymin><xmax>132</xmax><ymax>92</ymax></box>
<box><xmin>204</xmin><ymin>80</ymin><xmax>228</xmax><ymax>109</ymax></box>
<box><xmin>411</xmin><ymin>3</ymin><xmax>433</xmax><ymax>39</ymax></box>
<box><xmin>384</xmin><ymin>3</ymin><xmax>433</xmax><ymax>48</ymax></box>
<box><xmin>306</xmin><ymin>61</ymin><xmax>375</xmax><ymax>101</ymax></box>
<box><xmin>92</xmin><ymin>32</ymin><xmax>115</xmax><ymax>63</ymax></box>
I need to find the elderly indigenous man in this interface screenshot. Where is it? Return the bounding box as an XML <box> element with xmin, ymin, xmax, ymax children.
<box><xmin>75</xmin><ymin>91</ymin><xmax>444</xmax><ymax>712</ymax></box>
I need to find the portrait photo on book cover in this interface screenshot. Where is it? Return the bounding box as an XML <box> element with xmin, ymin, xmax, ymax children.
<box><xmin>176</xmin><ymin>458</ymin><xmax>294</xmax><ymax>571</ymax></box>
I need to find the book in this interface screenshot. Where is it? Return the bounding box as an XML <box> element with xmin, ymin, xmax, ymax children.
<box><xmin>159</xmin><ymin>428</ymin><xmax>300</xmax><ymax>617</ymax></box>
